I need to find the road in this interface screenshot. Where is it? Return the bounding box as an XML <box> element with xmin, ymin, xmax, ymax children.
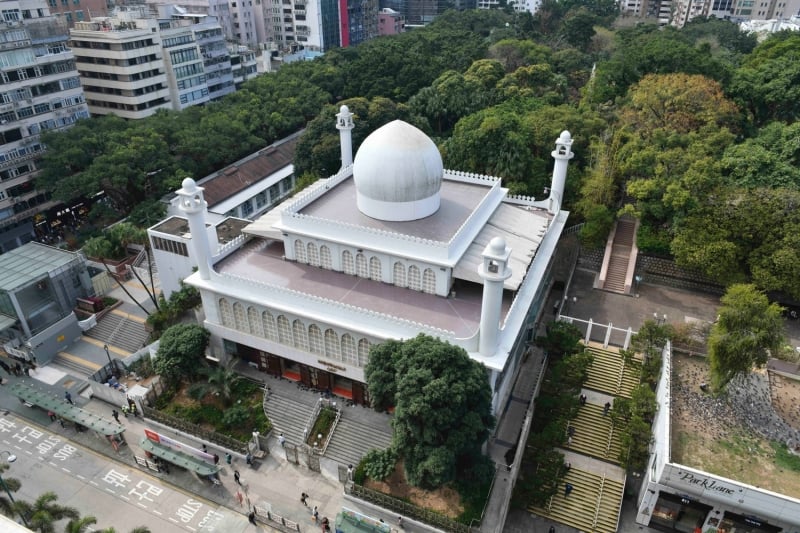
<box><xmin>0</xmin><ymin>412</ymin><xmax>253</xmax><ymax>532</ymax></box>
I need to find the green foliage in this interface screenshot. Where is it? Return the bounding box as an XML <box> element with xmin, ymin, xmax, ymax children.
<box><xmin>635</xmin><ymin>224</ymin><xmax>672</xmax><ymax>256</ymax></box>
<box><xmin>154</xmin><ymin>324</ymin><xmax>210</xmax><ymax>386</ymax></box>
<box><xmin>222</xmin><ymin>405</ymin><xmax>250</xmax><ymax>428</ymax></box>
<box><xmin>362</xmin><ymin>448</ymin><xmax>398</xmax><ymax>481</ymax></box>
<box><xmin>709</xmin><ymin>284</ymin><xmax>786</xmax><ymax>391</ymax></box>
<box><xmin>367</xmin><ymin>334</ymin><xmax>494</xmax><ymax>489</ymax></box>
<box><xmin>364</xmin><ymin>339</ymin><xmax>403</xmax><ymax>412</ymax></box>
<box><xmin>579</xmin><ymin>204</ymin><xmax>614</xmax><ymax>249</ymax></box>
<box><xmin>187</xmin><ymin>360</ymin><xmax>245</xmax><ymax>407</ymax></box>
<box><xmin>771</xmin><ymin>441</ymin><xmax>800</xmax><ymax>472</ymax></box>
<box><xmin>353</xmin><ymin>459</ymin><xmax>367</xmax><ymax>485</ymax></box>
<box><xmin>14</xmin><ymin>491</ymin><xmax>80</xmax><ymax>533</ymax></box>
<box><xmin>146</xmin><ymin>282</ymin><xmax>201</xmax><ymax>338</ymax></box>
<box><xmin>611</xmin><ymin>385</ymin><xmax>657</xmax><ymax>472</ymax></box>
<box><xmin>536</xmin><ymin>321</ymin><xmax>585</xmax><ymax>358</ymax></box>
<box><xmin>308</xmin><ymin>406</ymin><xmax>337</xmax><ymax>446</ymax></box>
<box><xmin>127</xmin><ymin>354</ymin><xmax>154</xmax><ymax>379</ymax></box>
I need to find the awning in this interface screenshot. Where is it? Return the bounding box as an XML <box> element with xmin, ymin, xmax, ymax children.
<box><xmin>9</xmin><ymin>381</ymin><xmax>124</xmax><ymax>436</ymax></box>
<box><xmin>139</xmin><ymin>438</ymin><xmax>220</xmax><ymax>477</ymax></box>
<box><xmin>242</xmin><ymin>204</ymin><xmax>285</xmax><ymax>240</ymax></box>
<box><xmin>452</xmin><ymin>203</ymin><xmax>551</xmax><ymax>291</ymax></box>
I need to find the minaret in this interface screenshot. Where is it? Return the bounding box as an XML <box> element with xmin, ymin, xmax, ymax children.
<box><xmin>478</xmin><ymin>237</ymin><xmax>512</xmax><ymax>356</ymax></box>
<box><xmin>175</xmin><ymin>178</ymin><xmax>212</xmax><ymax>280</ymax></box>
<box><xmin>336</xmin><ymin>104</ymin><xmax>355</xmax><ymax>170</ymax></box>
<box><xmin>548</xmin><ymin>130</ymin><xmax>574</xmax><ymax>215</ymax></box>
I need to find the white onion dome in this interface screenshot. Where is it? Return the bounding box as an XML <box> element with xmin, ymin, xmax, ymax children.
<box><xmin>488</xmin><ymin>236</ymin><xmax>506</xmax><ymax>255</ymax></box>
<box><xmin>352</xmin><ymin>120</ymin><xmax>443</xmax><ymax>221</ymax></box>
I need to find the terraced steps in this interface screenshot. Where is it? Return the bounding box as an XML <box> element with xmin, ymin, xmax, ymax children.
<box><xmin>530</xmin><ymin>468</ymin><xmax>624</xmax><ymax>533</ymax></box>
<box><xmin>565</xmin><ymin>403</ymin><xmax>623</xmax><ymax>465</ymax></box>
<box><xmin>262</xmin><ymin>391</ymin><xmax>318</xmax><ymax>447</ymax></box>
<box><xmin>325</xmin><ymin>417</ymin><xmax>393</xmax><ymax>467</ymax></box>
<box><xmin>83</xmin><ymin>312</ymin><xmax>150</xmax><ymax>354</ymax></box>
<box><xmin>583</xmin><ymin>344</ymin><xmax>641</xmax><ymax>398</ymax></box>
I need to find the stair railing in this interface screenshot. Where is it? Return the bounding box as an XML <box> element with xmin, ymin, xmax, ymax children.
<box><xmin>592</xmin><ymin>474</ymin><xmax>606</xmax><ymax>530</ymax></box>
<box><xmin>320</xmin><ymin>405</ymin><xmax>341</xmax><ymax>454</ymax></box>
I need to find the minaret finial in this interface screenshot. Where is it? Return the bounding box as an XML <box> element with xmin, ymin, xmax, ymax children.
<box><xmin>336</xmin><ymin>105</ymin><xmax>355</xmax><ymax>170</ymax></box>
<box><xmin>176</xmin><ymin>178</ymin><xmax>212</xmax><ymax>280</ymax></box>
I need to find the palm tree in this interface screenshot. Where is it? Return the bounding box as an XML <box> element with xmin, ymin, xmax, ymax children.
<box><xmin>187</xmin><ymin>359</ymin><xmax>244</xmax><ymax>406</ymax></box>
<box><xmin>83</xmin><ymin>236</ymin><xmax>151</xmax><ymax>317</ymax></box>
<box><xmin>64</xmin><ymin>515</ymin><xmax>97</xmax><ymax>533</ymax></box>
<box><xmin>0</xmin><ymin>462</ymin><xmax>21</xmax><ymax>519</ymax></box>
<box><xmin>13</xmin><ymin>492</ymin><xmax>79</xmax><ymax>533</ymax></box>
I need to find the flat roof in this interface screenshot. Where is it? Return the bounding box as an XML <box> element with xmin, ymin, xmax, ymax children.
<box><xmin>0</xmin><ymin>243</ymin><xmax>79</xmax><ymax>292</ymax></box>
<box><xmin>297</xmin><ymin>177</ymin><xmax>491</xmax><ymax>243</ymax></box>
<box><xmin>215</xmin><ymin>239</ymin><xmax>513</xmax><ymax>338</ymax></box>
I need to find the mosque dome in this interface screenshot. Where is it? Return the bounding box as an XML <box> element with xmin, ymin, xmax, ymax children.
<box><xmin>352</xmin><ymin>120</ymin><xmax>443</xmax><ymax>221</ymax></box>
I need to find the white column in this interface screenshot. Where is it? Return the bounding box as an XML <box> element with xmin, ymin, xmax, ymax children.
<box><xmin>175</xmin><ymin>178</ymin><xmax>212</xmax><ymax>280</ymax></box>
<box><xmin>336</xmin><ymin>105</ymin><xmax>355</xmax><ymax>170</ymax></box>
<box><xmin>548</xmin><ymin>130</ymin><xmax>574</xmax><ymax>215</ymax></box>
<box><xmin>479</xmin><ymin>237</ymin><xmax>512</xmax><ymax>356</ymax></box>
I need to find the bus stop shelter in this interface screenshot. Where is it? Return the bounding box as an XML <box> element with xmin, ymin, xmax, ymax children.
<box><xmin>9</xmin><ymin>381</ymin><xmax>125</xmax><ymax>448</ymax></box>
<box><xmin>138</xmin><ymin>438</ymin><xmax>220</xmax><ymax>478</ymax></box>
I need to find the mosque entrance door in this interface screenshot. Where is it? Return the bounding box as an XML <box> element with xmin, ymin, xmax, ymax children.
<box><xmin>352</xmin><ymin>382</ymin><xmax>367</xmax><ymax>406</ymax></box>
<box><xmin>316</xmin><ymin>370</ymin><xmax>332</xmax><ymax>392</ymax></box>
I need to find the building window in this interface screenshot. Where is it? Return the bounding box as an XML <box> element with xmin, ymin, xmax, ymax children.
<box><xmin>393</xmin><ymin>262</ymin><xmax>405</xmax><ymax>287</ymax></box>
<box><xmin>355</xmin><ymin>253</ymin><xmax>367</xmax><ymax>278</ymax></box>
<box><xmin>342</xmin><ymin>250</ymin><xmax>354</xmax><ymax>275</ymax></box>
<box><xmin>262</xmin><ymin>311</ymin><xmax>277</xmax><ymax>340</ymax></box>
<box><xmin>307</xmin><ymin>242</ymin><xmax>319</xmax><ymax>266</ymax></box>
<box><xmin>408</xmin><ymin>265</ymin><xmax>421</xmax><ymax>291</ymax></box>
<box><xmin>369</xmin><ymin>257</ymin><xmax>381</xmax><ymax>281</ymax></box>
<box><xmin>324</xmin><ymin>328</ymin><xmax>340</xmax><ymax>360</ymax></box>
<box><xmin>255</xmin><ymin>191</ymin><xmax>267</xmax><ymax>208</ymax></box>
<box><xmin>357</xmin><ymin>338</ymin><xmax>371</xmax><ymax>366</ymax></box>
<box><xmin>308</xmin><ymin>325</ymin><xmax>323</xmax><ymax>354</ymax></box>
<box><xmin>320</xmin><ymin>245</ymin><xmax>332</xmax><ymax>270</ymax></box>
<box><xmin>247</xmin><ymin>307</ymin><xmax>261</xmax><ymax>336</ymax></box>
<box><xmin>422</xmin><ymin>268</ymin><xmax>436</xmax><ymax>294</ymax></box>
<box><xmin>219</xmin><ymin>298</ymin><xmax>234</xmax><ymax>328</ymax></box>
<box><xmin>294</xmin><ymin>239</ymin><xmax>306</xmax><ymax>263</ymax></box>
<box><xmin>277</xmin><ymin>315</ymin><xmax>291</xmax><ymax>344</ymax></box>
<box><xmin>341</xmin><ymin>334</ymin><xmax>356</xmax><ymax>365</ymax></box>
<box><xmin>290</xmin><ymin>319</ymin><xmax>307</xmax><ymax>350</ymax></box>
<box><xmin>240</xmin><ymin>199</ymin><xmax>253</xmax><ymax>217</ymax></box>
<box><xmin>233</xmin><ymin>302</ymin><xmax>247</xmax><ymax>332</ymax></box>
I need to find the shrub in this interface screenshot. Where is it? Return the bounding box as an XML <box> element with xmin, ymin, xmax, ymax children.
<box><xmin>362</xmin><ymin>448</ymin><xmax>397</xmax><ymax>481</ymax></box>
<box><xmin>353</xmin><ymin>459</ymin><xmax>367</xmax><ymax>485</ymax></box>
<box><xmin>222</xmin><ymin>405</ymin><xmax>250</xmax><ymax>428</ymax></box>
<box><xmin>636</xmin><ymin>224</ymin><xmax>672</xmax><ymax>256</ymax></box>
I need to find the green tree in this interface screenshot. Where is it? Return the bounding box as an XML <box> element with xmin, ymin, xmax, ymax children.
<box><xmin>65</xmin><ymin>516</ymin><xmax>97</xmax><ymax>533</ymax></box>
<box><xmin>0</xmin><ymin>461</ymin><xmax>21</xmax><ymax>519</ymax></box>
<box><xmin>13</xmin><ymin>492</ymin><xmax>79</xmax><ymax>533</ymax></box>
<box><xmin>154</xmin><ymin>324</ymin><xmax>211</xmax><ymax>387</ymax></box>
<box><xmin>187</xmin><ymin>359</ymin><xmax>245</xmax><ymax>407</ymax></box>
<box><xmin>708</xmin><ymin>284</ymin><xmax>786</xmax><ymax>391</ymax></box>
<box><xmin>368</xmin><ymin>335</ymin><xmax>495</xmax><ymax>489</ymax></box>
<box><xmin>363</xmin><ymin>339</ymin><xmax>403</xmax><ymax>412</ymax></box>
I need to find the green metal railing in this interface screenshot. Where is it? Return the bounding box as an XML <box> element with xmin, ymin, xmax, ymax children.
<box><xmin>142</xmin><ymin>406</ymin><xmax>248</xmax><ymax>454</ymax></box>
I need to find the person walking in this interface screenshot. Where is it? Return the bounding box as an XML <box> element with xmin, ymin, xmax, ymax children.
<box><xmin>246</xmin><ymin>452</ymin><xmax>253</xmax><ymax>466</ymax></box>
<box><xmin>47</xmin><ymin>411</ymin><xmax>57</xmax><ymax>422</ymax></box>
<box><xmin>226</xmin><ymin>452</ymin><xmax>232</xmax><ymax>465</ymax></box>
<box><xmin>311</xmin><ymin>505</ymin><xmax>319</xmax><ymax>522</ymax></box>
<box><xmin>564</xmin><ymin>483</ymin><xmax>573</xmax><ymax>497</ymax></box>
<box><xmin>579</xmin><ymin>393</ymin><xmax>587</xmax><ymax>406</ymax></box>
<box><xmin>278</xmin><ymin>433</ymin><xmax>286</xmax><ymax>447</ymax></box>
<box><xmin>549</xmin><ymin>526</ymin><xmax>556</xmax><ymax>533</ymax></box>
<box><xmin>603</xmin><ymin>401</ymin><xmax>611</xmax><ymax>416</ymax></box>
<box><xmin>111</xmin><ymin>409</ymin><xmax>121</xmax><ymax>424</ymax></box>
<box><xmin>213</xmin><ymin>453</ymin><xmax>220</xmax><ymax>464</ymax></box>
<box><xmin>64</xmin><ymin>391</ymin><xmax>73</xmax><ymax>405</ymax></box>
<box><xmin>300</xmin><ymin>492</ymin><xmax>309</xmax><ymax>506</ymax></box>
<box><xmin>320</xmin><ymin>516</ymin><xmax>330</xmax><ymax>532</ymax></box>
<box><xmin>248</xmin><ymin>510</ymin><xmax>257</xmax><ymax>525</ymax></box>
<box><xmin>234</xmin><ymin>470</ymin><xmax>241</xmax><ymax>485</ymax></box>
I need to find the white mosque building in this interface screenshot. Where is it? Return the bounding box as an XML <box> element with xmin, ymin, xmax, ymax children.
<box><xmin>150</xmin><ymin>106</ymin><xmax>573</xmax><ymax>414</ymax></box>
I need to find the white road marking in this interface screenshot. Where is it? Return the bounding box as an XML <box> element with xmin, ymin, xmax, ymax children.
<box><xmin>77</xmin><ymin>474</ymin><xmax>86</xmax><ymax>480</ymax></box>
<box><xmin>137</xmin><ymin>502</ymin><xmax>147</xmax><ymax>509</ymax></box>
<box><xmin>105</xmin><ymin>488</ymin><xmax>115</xmax><ymax>495</ymax></box>
<box><xmin>152</xmin><ymin>510</ymin><xmax>162</xmax><ymax>516</ymax></box>
<box><xmin>62</xmin><ymin>468</ymin><xmax>71</xmax><ymax>473</ymax></box>
<box><xmin>120</xmin><ymin>495</ymin><xmax>130</xmax><ymax>501</ymax></box>
<box><xmin>169</xmin><ymin>517</ymin><xmax>179</xmax><ymax>524</ymax></box>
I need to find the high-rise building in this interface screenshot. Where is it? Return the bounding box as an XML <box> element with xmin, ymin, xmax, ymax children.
<box><xmin>68</xmin><ymin>5</ymin><xmax>237</xmax><ymax>119</ymax></box>
<box><xmin>44</xmin><ymin>0</ymin><xmax>109</xmax><ymax>27</ymax></box>
<box><xmin>0</xmin><ymin>0</ymin><xmax>89</xmax><ymax>253</ymax></box>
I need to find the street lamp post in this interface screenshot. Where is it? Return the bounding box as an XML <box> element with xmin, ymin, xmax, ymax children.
<box><xmin>0</xmin><ymin>450</ymin><xmax>29</xmax><ymax>527</ymax></box>
<box><xmin>103</xmin><ymin>344</ymin><xmax>114</xmax><ymax>375</ymax></box>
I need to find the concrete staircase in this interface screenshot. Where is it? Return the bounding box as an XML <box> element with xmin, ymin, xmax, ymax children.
<box><xmin>84</xmin><ymin>312</ymin><xmax>149</xmax><ymax>354</ymax></box>
<box><xmin>52</xmin><ymin>353</ymin><xmax>99</xmax><ymax>377</ymax></box>
<box><xmin>600</xmin><ymin>218</ymin><xmax>637</xmax><ymax>294</ymax></box>
<box><xmin>325</xmin><ymin>416</ymin><xmax>393</xmax><ymax>467</ymax></box>
<box><xmin>262</xmin><ymin>391</ymin><xmax>318</xmax><ymax>447</ymax></box>
<box><xmin>565</xmin><ymin>403</ymin><xmax>624</xmax><ymax>465</ymax></box>
<box><xmin>583</xmin><ymin>344</ymin><xmax>641</xmax><ymax>399</ymax></box>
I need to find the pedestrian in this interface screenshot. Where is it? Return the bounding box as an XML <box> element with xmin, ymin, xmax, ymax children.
<box><xmin>213</xmin><ymin>453</ymin><xmax>220</xmax><ymax>464</ymax></box>
<box><xmin>234</xmin><ymin>470</ymin><xmax>241</xmax><ymax>485</ymax></box>
<box><xmin>549</xmin><ymin>527</ymin><xmax>556</xmax><ymax>533</ymax></box>
<box><xmin>603</xmin><ymin>401</ymin><xmax>611</xmax><ymax>416</ymax></box>
<box><xmin>311</xmin><ymin>505</ymin><xmax>319</xmax><ymax>522</ymax></box>
<box><xmin>58</xmin><ymin>417</ymin><xmax>65</xmax><ymax>428</ymax></box>
<box><xmin>47</xmin><ymin>411</ymin><xmax>56</xmax><ymax>422</ymax></box>
<box><xmin>278</xmin><ymin>433</ymin><xmax>286</xmax><ymax>447</ymax></box>
<box><xmin>564</xmin><ymin>461</ymin><xmax>571</xmax><ymax>472</ymax></box>
<box><xmin>347</xmin><ymin>464</ymin><xmax>353</xmax><ymax>480</ymax></box>
<box><xmin>246</xmin><ymin>452</ymin><xmax>253</xmax><ymax>466</ymax></box>
<box><xmin>579</xmin><ymin>393</ymin><xmax>587</xmax><ymax>406</ymax></box>
<box><xmin>226</xmin><ymin>452</ymin><xmax>232</xmax><ymax>465</ymax></box>
<box><xmin>567</xmin><ymin>426</ymin><xmax>575</xmax><ymax>438</ymax></box>
<box><xmin>398</xmin><ymin>516</ymin><xmax>404</xmax><ymax>529</ymax></box>
<box><xmin>567</xmin><ymin>436</ymin><xmax>572</xmax><ymax>447</ymax></box>
<box><xmin>300</xmin><ymin>492</ymin><xmax>308</xmax><ymax>506</ymax></box>
<box><xmin>64</xmin><ymin>391</ymin><xmax>73</xmax><ymax>405</ymax></box>
<box><xmin>564</xmin><ymin>483</ymin><xmax>573</xmax><ymax>497</ymax></box>
<box><xmin>111</xmin><ymin>409</ymin><xmax>120</xmax><ymax>424</ymax></box>
<box><xmin>248</xmin><ymin>510</ymin><xmax>257</xmax><ymax>525</ymax></box>
<box><xmin>321</xmin><ymin>516</ymin><xmax>330</xmax><ymax>532</ymax></box>
<box><xmin>203</xmin><ymin>444</ymin><xmax>208</xmax><ymax>453</ymax></box>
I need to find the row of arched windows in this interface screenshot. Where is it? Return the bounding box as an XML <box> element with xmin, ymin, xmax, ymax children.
<box><xmin>293</xmin><ymin>240</ymin><xmax>437</xmax><ymax>294</ymax></box>
<box><xmin>218</xmin><ymin>298</ymin><xmax>372</xmax><ymax>367</ymax></box>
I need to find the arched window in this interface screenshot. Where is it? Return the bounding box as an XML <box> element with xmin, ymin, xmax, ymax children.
<box><xmin>342</xmin><ymin>250</ymin><xmax>355</xmax><ymax>275</ymax></box>
<box><xmin>408</xmin><ymin>265</ymin><xmax>421</xmax><ymax>291</ymax></box>
<box><xmin>277</xmin><ymin>315</ymin><xmax>291</xmax><ymax>344</ymax></box>
<box><xmin>369</xmin><ymin>256</ymin><xmax>381</xmax><ymax>281</ymax></box>
<box><xmin>320</xmin><ymin>246</ymin><xmax>332</xmax><ymax>270</ymax></box>
<box><xmin>308</xmin><ymin>325</ymin><xmax>324</xmax><ymax>354</ymax></box>
<box><xmin>293</xmin><ymin>319</ymin><xmax>308</xmax><ymax>351</ymax></box>
<box><xmin>357</xmin><ymin>338</ymin><xmax>371</xmax><ymax>367</ymax></box>
<box><xmin>356</xmin><ymin>253</ymin><xmax>368</xmax><ymax>278</ymax></box>
<box><xmin>307</xmin><ymin>242</ymin><xmax>319</xmax><ymax>267</ymax></box>
<box><xmin>262</xmin><ymin>311</ymin><xmax>277</xmax><ymax>341</ymax></box>
<box><xmin>393</xmin><ymin>262</ymin><xmax>406</xmax><ymax>287</ymax></box>
<box><xmin>248</xmin><ymin>307</ymin><xmax>262</xmax><ymax>337</ymax></box>
<box><xmin>324</xmin><ymin>328</ymin><xmax>340</xmax><ymax>360</ymax></box>
<box><xmin>341</xmin><ymin>334</ymin><xmax>356</xmax><ymax>365</ymax></box>
<box><xmin>294</xmin><ymin>240</ymin><xmax>306</xmax><ymax>263</ymax></box>
<box><xmin>219</xmin><ymin>298</ymin><xmax>233</xmax><ymax>328</ymax></box>
<box><xmin>422</xmin><ymin>268</ymin><xmax>436</xmax><ymax>294</ymax></box>
<box><xmin>233</xmin><ymin>302</ymin><xmax>247</xmax><ymax>332</ymax></box>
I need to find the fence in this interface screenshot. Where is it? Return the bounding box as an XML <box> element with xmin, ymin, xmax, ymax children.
<box><xmin>350</xmin><ymin>484</ymin><xmax>474</xmax><ymax>533</ymax></box>
<box><xmin>142</xmin><ymin>406</ymin><xmax>249</xmax><ymax>454</ymax></box>
<box><xmin>557</xmin><ymin>315</ymin><xmax>635</xmax><ymax>350</ymax></box>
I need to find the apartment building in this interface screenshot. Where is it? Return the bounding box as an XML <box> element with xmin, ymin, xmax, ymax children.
<box><xmin>44</xmin><ymin>0</ymin><xmax>108</xmax><ymax>27</ymax></box>
<box><xmin>0</xmin><ymin>0</ymin><xmax>90</xmax><ymax>253</ymax></box>
<box><xmin>69</xmin><ymin>5</ymin><xmax>236</xmax><ymax>119</ymax></box>
<box><xmin>377</xmin><ymin>7</ymin><xmax>403</xmax><ymax>35</ymax></box>
<box><xmin>229</xmin><ymin>44</ymin><xmax>257</xmax><ymax>87</ymax></box>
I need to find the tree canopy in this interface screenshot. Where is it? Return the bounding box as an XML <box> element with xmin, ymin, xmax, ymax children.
<box><xmin>154</xmin><ymin>324</ymin><xmax>211</xmax><ymax>387</ymax></box>
<box><xmin>365</xmin><ymin>334</ymin><xmax>495</xmax><ymax>489</ymax></box>
<box><xmin>708</xmin><ymin>284</ymin><xmax>786</xmax><ymax>391</ymax></box>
